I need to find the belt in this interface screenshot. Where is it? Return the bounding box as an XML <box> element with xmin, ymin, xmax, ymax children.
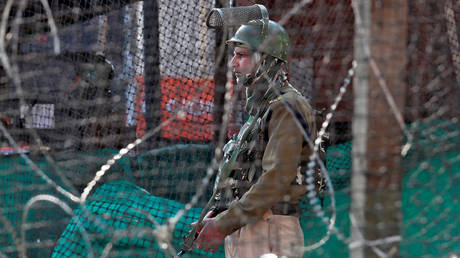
<box><xmin>271</xmin><ymin>202</ymin><xmax>300</xmax><ymax>217</ymax></box>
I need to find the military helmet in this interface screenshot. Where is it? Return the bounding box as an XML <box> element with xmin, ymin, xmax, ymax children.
<box><xmin>227</xmin><ymin>20</ymin><xmax>290</xmax><ymax>62</ymax></box>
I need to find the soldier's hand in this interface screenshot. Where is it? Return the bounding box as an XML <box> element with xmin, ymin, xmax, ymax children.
<box><xmin>193</xmin><ymin>217</ymin><xmax>225</xmax><ymax>253</ymax></box>
<box><xmin>189</xmin><ymin>210</ymin><xmax>215</xmax><ymax>235</ymax></box>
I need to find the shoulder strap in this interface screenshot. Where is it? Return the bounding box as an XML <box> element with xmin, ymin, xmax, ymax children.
<box><xmin>214</xmin><ymin>107</ymin><xmax>265</xmax><ymax>193</ymax></box>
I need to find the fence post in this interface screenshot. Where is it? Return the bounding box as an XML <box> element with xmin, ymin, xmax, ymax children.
<box><xmin>352</xmin><ymin>0</ymin><xmax>408</xmax><ymax>257</ymax></box>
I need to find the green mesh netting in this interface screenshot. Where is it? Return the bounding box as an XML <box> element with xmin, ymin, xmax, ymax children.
<box><xmin>0</xmin><ymin>156</ymin><xmax>49</xmax><ymax>253</ymax></box>
<box><xmin>400</xmin><ymin>120</ymin><xmax>460</xmax><ymax>257</ymax></box>
<box><xmin>132</xmin><ymin>144</ymin><xmax>214</xmax><ymax>206</ymax></box>
<box><xmin>326</xmin><ymin>141</ymin><xmax>351</xmax><ymax>190</ymax></box>
<box><xmin>51</xmin><ymin>181</ymin><xmax>225</xmax><ymax>258</ymax></box>
<box><xmin>2</xmin><ymin>120</ymin><xmax>458</xmax><ymax>257</ymax></box>
<box><xmin>401</xmin><ymin>151</ymin><xmax>460</xmax><ymax>257</ymax></box>
<box><xmin>0</xmin><ymin>149</ymin><xmax>132</xmax><ymax>257</ymax></box>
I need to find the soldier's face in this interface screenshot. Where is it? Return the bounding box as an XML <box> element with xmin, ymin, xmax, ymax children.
<box><xmin>230</xmin><ymin>46</ymin><xmax>256</xmax><ymax>84</ymax></box>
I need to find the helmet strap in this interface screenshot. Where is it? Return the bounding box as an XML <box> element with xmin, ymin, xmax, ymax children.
<box><xmin>242</xmin><ymin>53</ymin><xmax>276</xmax><ymax>87</ymax></box>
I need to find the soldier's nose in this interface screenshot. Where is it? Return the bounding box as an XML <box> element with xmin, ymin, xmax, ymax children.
<box><xmin>230</xmin><ymin>56</ymin><xmax>238</xmax><ymax>68</ymax></box>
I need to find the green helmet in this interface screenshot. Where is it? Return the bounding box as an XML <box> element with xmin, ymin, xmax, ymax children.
<box><xmin>227</xmin><ymin>20</ymin><xmax>290</xmax><ymax>62</ymax></box>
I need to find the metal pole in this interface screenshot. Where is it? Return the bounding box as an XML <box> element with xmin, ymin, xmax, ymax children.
<box><xmin>144</xmin><ymin>0</ymin><xmax>161</xmax><ymax>149</ymax></box>
<box><xmin>350</xmin><ymin>1</ymin><xmax>370</xmax><ymax>257</ymax></box>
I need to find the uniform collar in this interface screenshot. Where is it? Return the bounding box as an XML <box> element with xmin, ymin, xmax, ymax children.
<box><xmin>245</xmin><ymin>76</ymin><xmax>286</xmax><ymax>116</ymax></box>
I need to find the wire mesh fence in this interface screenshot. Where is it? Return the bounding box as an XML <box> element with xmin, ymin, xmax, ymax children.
<box><xmin>0</xmin><ymin>0</ymin><xmax>458</xmax><ymax>257</ymax></box>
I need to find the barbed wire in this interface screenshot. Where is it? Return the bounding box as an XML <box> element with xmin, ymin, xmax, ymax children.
<box><xmin>0</xmin><ymin>0</ymin><xmax>457</xmax><ymax>257</ymax></box>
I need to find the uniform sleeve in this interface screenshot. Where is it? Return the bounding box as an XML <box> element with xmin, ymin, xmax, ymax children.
<box><xmin>213</xmin><ymin>101</ymin><xmax>304</xmax><ymax>236</ymax></box>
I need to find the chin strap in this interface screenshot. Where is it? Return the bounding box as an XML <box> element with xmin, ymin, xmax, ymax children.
<box><xmin>245</xmin><ymin>64</ymin><xmax>289</xmax><ymax>116</ymax></box>
<box><xmin>238</xmin><ymin>52</ymin><xmax>278</xmax><ymax>87</ymax></box>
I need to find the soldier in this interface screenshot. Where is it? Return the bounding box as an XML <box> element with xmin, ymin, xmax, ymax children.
<box><xmin>193</xmin><ymin>20</ymin><xmax>320</xmax><ymax>258</ymax></box>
